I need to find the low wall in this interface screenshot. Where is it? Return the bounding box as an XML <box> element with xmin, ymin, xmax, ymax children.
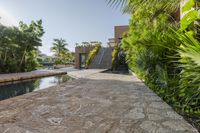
<box><xmin>0</xmin><ymin>70</ymin><xmax>67</xmax><ymax>83</ymax></box>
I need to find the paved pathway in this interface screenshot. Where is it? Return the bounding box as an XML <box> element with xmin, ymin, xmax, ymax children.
<box><xmin>67</xmin><ymin>69</ymin><xmax>106</xmax><ymax>79</ymax></box>
<box><xmin>0</xmin><ymin>70</ymin><xmax>198</xmax><ymax>133</ymax></box>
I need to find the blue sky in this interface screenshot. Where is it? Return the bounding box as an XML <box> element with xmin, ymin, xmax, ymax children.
<box><xmin>0</xmin><ymin>0</ymin><xmax>129</xmax><ymax>55</ymax></box>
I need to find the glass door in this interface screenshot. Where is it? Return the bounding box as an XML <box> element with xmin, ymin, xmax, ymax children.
<box><xmin>80</xmin><ymin>54</ymin><xmax>86</xmax><ymax>68</ymax></box>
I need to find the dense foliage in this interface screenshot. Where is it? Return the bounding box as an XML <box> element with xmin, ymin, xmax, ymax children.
<box><xmin>121</xmin><ymin>0</ymin><xmax>181</xmax><ymax>108</ymax></box>
<box><xmin>112</xmin><ymin>45</ymin><xmax>120</xmax><ymax>70</ymax></box>
<box><xmin>85</xmin><ymin>43</ymin><xmax>101</xmax><ymax>68</ymax></box>
<box><xmin>170</xmin><ymin>0</ymin><xmax>200</xmax><ymax>114</ymax></box>
<box><xmin>0</xmin><ymin>20</ymin><xmax>44</xmax><ymax>73</ymax></box>
<box><xmin>109</xmin><ymin>0</ymin><xmax>200</xmax><ymax>117</ymax></box>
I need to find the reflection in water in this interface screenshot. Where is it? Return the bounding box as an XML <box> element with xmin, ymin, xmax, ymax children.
<box><xmin>0</xmin><ymin>74</ymin><xmax>72</xmax><ymax>101</ymax></box>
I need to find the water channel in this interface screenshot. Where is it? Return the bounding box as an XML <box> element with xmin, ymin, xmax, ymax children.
<box><xmin>0</xmin><ymin>74</ymin><xmax>72</xmax><ymax>101</ymax></box>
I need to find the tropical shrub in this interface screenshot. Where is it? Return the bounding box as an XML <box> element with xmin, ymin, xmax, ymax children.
<box><xmin>85</xmin><ymin>43</ymin><xmax>101</xmax><ymax>68</ymax></box>
<box><xmin>171</xmin><ymin>31</ymin><xmax>200</xmax><ymax>114</ymax></box>
<box><xmin>112</xmin><ymin>45</ymin><xmax>120</xmax><ymax>70</ymax></box>
<box><xmin>108</xmin><ymin>0</ymin><xmax>200</xmax><ymax>117</ymax></box>
<box><xmin>169</xmin><ymin>0</ymin><xmax>200</xmax><ymax>114</ymax></box>
<box><xmin>120</xmin><ymin>0</ymin><xmax>180</xmax><ymax>103</ymax></box>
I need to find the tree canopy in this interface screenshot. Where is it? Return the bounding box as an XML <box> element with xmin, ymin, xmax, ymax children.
<box><xmin>0</xmin><ymin>20</ymin><xmax>44</xmax><ymax>73</ymax></box>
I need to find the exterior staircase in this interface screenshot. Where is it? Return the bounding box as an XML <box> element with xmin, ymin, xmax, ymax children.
<box><xmin>89</xmin><ymin>47</ymin><xmax>113</xmax><ymax>69</ymax></box>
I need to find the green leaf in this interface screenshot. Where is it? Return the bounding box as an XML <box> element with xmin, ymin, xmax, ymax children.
<box><xmin>182</xmin><ymin>0</ymin><xmax>195</xmax><ymax>13</ymax></box>
<box><xmin>180</xmin><ymin>10</ymin><xmax>198</xmax><ymax>31</ymax></box>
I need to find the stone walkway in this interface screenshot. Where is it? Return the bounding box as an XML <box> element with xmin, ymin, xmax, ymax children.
<box><xmin>0</xmin><ymin>70</ymin><xmax>198</xmax><ymax>133</ymax></box>
<box><xmin>67</xmin><ymin>69</ymin><xmax>106</xmax><ymax>79</ymax></box>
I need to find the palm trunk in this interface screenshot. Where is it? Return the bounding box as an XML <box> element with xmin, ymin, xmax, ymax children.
<box><xmin>3</xmin><ymin>50</ymin><xmax>8</xmax><ymax>64</ymax></box>
<box><xmin>19</xmin><ymin>47</ymin><xmax>27</xmax><ymax>69</ymax></box>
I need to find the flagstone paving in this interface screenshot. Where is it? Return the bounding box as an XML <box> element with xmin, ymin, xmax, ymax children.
<box><xmin>0</xmin><ymin>70</ymin><xmax>198</xmax><ymax>133</ymax></box>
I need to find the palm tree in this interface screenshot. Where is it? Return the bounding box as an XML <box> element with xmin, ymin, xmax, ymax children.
<box><xmin>51</xmin><ymin>38</ymin><xmax>69</xmax><ymax>58</ymax></box>
<box><xmin>106</xmin><ymin>0</ymin><xmax>128</xmax><ymax>8</ymax></box>
<box><xmin>106</xmin><ymin>0</ymin><xmax>179</xmax><ymax>13</ymax></box>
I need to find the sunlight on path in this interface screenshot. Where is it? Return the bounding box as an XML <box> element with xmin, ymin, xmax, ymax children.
<box><xmin>0</xmin><ymin>70</ymin><xmax>198</xmax><ymax>133</ymax></box>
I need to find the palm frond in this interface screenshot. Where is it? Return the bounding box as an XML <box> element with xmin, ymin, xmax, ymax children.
<box><xmin>106</xmin><ymin>0</ymin><xmax>128</xmax><ymax>11</ymax></box>
<box><xmin>106</xmin><ymin>0</ymin><xmax>180</xmax><ymax>14</ymax></box>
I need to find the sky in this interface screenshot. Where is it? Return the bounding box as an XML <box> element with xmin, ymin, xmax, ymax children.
<box><xmin>0</xmin><ymin>0</ymin><xmax>129</xmax><ymax>55</ymax></box>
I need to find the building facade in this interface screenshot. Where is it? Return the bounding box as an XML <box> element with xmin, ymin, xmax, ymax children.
<box><xmin>114</xmin><ymin>25</ymin><xmax>129</xmax><ymax>45</ymax></box>
<box><xmin>75</xmin><ymin>46</ymin><xmax>94</xmax><ymax>69</ymax></box>
<box><xmin>75</xmin><ymin>25</ymin><xmax>129</xmax><ymax>69</ymax></box>
<box><xmin>107</xmin><ymin>38</ymin><xmax>115</xmax><ymax>47</ymax></box>
<box><xmin>107</xmin><ymin>25</ymin><xmax>129</xmax><ymax>47</ymax></box>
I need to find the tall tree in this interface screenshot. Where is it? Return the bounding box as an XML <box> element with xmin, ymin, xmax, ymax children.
<box><xmin>51</xmin><ymin>38</ymin><xmax>69</xmax><ymax>58</ymax></box>
<box><xmin>18</xmin><ymin>20</ymin><xmax>44</xmax><ymax>71</ymax></box>
<box><xmin>51</xmin><ymin>38</ymin><xmax>72</xmax><ymax>64</ymax></box>
<box><xmin>0</xmin><ymin>20</ymin><xmax>44</xmax><ymax>73</ymax></box>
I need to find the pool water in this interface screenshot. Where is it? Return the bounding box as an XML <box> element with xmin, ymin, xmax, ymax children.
<box><xmin>0</xmin><ymin>74</ymin><xmax>73</xmax><ymax>101</ymax></box>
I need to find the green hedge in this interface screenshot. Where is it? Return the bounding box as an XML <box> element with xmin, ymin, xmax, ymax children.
<box><xmin>112</xmin><ymin>45</ymin><xmax>119</xmax><ymax>70</ymax></box>
<box><xmin>120</xmin><ymin>0</ymin><xmax>200</xmax><ymax>116</ymax></box>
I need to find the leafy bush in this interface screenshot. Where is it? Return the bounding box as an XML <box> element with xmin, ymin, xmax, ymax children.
<box><xmin>108</xmin><ymin>1</ymin><xmax>200</xmax><ymax>129</ymax></box>
<box><xmin>112</xmin><ymin>45</ymin><xmax>120</xmax><ymax>70</ymax></box>
<box><xmin>119</xmin><ymin>0</ymin><xmax>200</xmax><ymax>116</ymax></box>
<box><xmin>167</xmin><ymin>0</ymin><xmax>200</xmax><ymax>114</ymax></box>
<box><xmin>85</xmin><ymin>43</ymin><xmax>101</xmax><ymax>68</ymax></box>
<box><xmin>171</xmin><ymin>31</ymin><xmax>200</xmax><ymax>114</ymax></box>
